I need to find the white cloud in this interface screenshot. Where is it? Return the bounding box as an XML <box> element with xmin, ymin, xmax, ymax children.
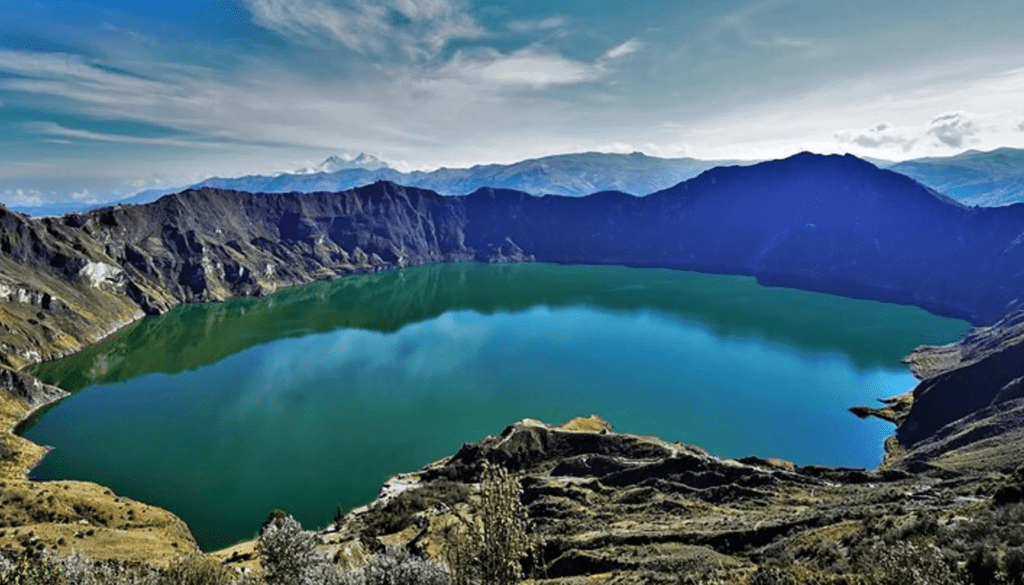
<box><xmin>3</xmin><ymin>189</ymin><xmax>44</xmax><ymax>207</ymax></box>
<box><xmin>927</xmin><ymin>111</ymin><xmax>982</xmax><ymax>148</ymax></box>
<box><xmin>835</xmin><ymin>122</ymin><xmax>918</xmax><ymax>151</ymax></box>
<box><xmin>835</xmin><ymin>111</ymin><xmax>1012</xmax><ymax>156</ymax></box>
<box><xmin>440</xmin><ymin>47</ymin><xmax>603</xmax><ymax>88</ymax></box>
<box><xmin>603</xmin><ymin>39</ymin><xmax>642</xmax><ymax>60</ymax></box>
<box><xmin>242</xmin><ymin>0</ymin><xmax>482</xmax><ymax>59</ymax></box>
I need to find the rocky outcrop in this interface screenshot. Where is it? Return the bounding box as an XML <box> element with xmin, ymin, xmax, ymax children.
<box><xmin>317</xmin><ymin>417</ymin><xmax>1008</xmax><ymax>584</ymax></box>
<box><xmin>891</xmin><ymin>308</ymin><xmax>1024</xmax><ymax>471</ymax></box>
<box><xmin>0</xmin><ymin>368</ymin><xmax>67</xmax><ymax>410</ymax></box>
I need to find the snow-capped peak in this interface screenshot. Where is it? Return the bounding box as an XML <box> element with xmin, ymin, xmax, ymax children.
<box><xmin>300</xmin><ymin>153</ymin><xmax>390</xmax><ymax>174</ymax></box>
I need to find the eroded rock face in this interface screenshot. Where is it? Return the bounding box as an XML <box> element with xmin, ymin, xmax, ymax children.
<box><xmin>890</xmin><ymin>308</ymin><xmax>1024</xmax><ymax>472</ymax></box>
<box><xmin>0</xmin><ymin>368</ymin><xmax>67</xmax><ymax>410</ymax></box>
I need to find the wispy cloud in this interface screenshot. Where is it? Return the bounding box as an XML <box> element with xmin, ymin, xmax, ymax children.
<box><xmin>714</xmin><ymin>0</ymin><xmax>814</xmax><ymax>51</ymax></box>
<box><xmin>242</xmin><ymin>0</ymin><xmax>482</xmax><ymax>60</ymax></box>
<box><xmin>25</xmin><ymin>121</ymin><xmax>230</xmax><ymax>149</ymax></box>
<box><xmin>603</xmin><ymin>39</ymin><xmax>642</xmax><ymax>60</ymax></box>
<box><xmin>768</xmin><ymin>36</ymin><xmax>810</xmax><ymax>49</ymax></box>
<box><xmin>0</xmin><ymin>49</ymin><xmax>168</xmax><ymax>96</ymax></box>
<box><xmin>100</xmin><ymin>22</ymin><xmax>156</xmax><ymax>45</ymax></box>
<box><xmin>507</xmin><ymin>16</ymin><xmax>565</xmax><ymax>33</ymax></box>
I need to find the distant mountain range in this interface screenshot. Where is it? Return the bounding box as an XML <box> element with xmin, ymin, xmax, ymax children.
<box><xmin>194</xmin><ymin>151</ymin><xmax>752</xmax><ymax>200</ymax></box>
<box><xmin>883</xmin><ymin>148</ymin><xmax>1024</xmax><ymax>207</ymax></box>
<box><xmin>8</xmin><ymin>148</ymin><xmax>1024</xmax><ymax>216</ymax></box>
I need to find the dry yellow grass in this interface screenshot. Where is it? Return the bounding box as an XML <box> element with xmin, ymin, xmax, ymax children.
<box><xmin>556</xmin><ymin>415</ymin><xmax>613</xmax><ymax>433</ymax></box>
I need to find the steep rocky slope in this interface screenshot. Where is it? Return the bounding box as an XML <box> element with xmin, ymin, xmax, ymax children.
<box><xmin>312</xmin><ymin>416</ymin><xmax>1024</xmax><ymax>584</ymax></box>
<box><xmin>0</xmin><ymin>183</ymin><xmax>535</xmax><ymax>370</ymax></box>
<box><xmin>892</xmin><ymin>308</ymin><xmax>1024</xmax><ymax>472</ymax></box>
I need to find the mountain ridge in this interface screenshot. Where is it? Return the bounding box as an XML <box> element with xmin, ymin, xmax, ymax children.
<box><xmin>11</xmin><ymin>147</ymin><xmax>1024</xmax><ymax>216</ymax></box>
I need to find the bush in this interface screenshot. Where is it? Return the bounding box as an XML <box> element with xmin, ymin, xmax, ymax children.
<box><xmin>258</xmin><ymin>512</ymin><xmax>338</xmax><ymax>585</ymax></box>
<box><xmin>966</xmin><ymin>544</ymin><xmax>1000</xmax><ymax>585</ymax></box>
<box><xmin>161</xmin><ymin>553</ymin><xmax>241</xmax><ymax>585</ymax></box>
<box><xmin>861</xmin><ymin>541</ymin><xmax>964</xmax><ymax>585</ymax></box>
<box><xmin>338</xmin><ymin>548</ymin><xmax>452</xmax><ymax>585</ymax></box>
<box><xmin>0</xmin><ymin>550</ymin><xmax>165</xmax><ymax>585</ymax></box>
<box><xmin>0</xmin><ymin>439</ymin><xmax>13</xmax><ymax>464</ymax></box>
<box><xmin>441</xmin><ymin>461</ymin><xmax>534</xmax><ymax>585</ymax></box>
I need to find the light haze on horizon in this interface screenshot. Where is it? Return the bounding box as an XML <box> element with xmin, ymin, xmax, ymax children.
<box><xmin>1</xmin><ymin>0</ymin><xmax>1024</xmax><ymax>206</ymax></box>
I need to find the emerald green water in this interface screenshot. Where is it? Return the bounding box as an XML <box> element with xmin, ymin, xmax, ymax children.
<box><xmin>23</xmin><ymin>263</ymin><xmax>968</xmax><ymax>551</ymax></box>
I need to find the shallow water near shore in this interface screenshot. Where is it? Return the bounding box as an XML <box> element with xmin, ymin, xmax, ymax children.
<box><xmin>23</xmin><ymin>262</ymin><xmax>969</xmax><ymax>551</ymax></box>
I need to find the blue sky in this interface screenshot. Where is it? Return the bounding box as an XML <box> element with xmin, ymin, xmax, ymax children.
<box><xmin>2</xmin><ymin>0</ymin><xmax>1024</xmax><ymax>206</ymax></box>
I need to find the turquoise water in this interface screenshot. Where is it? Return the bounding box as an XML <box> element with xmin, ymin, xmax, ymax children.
<box><xmin>24</xmin><ymin>263</ymin><xmax>969</xmax><ymax>551</ymax></box>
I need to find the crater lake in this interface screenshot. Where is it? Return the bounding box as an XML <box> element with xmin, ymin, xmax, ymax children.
<box><xmin>22</xmin><ymin>262</ymin><xmax>969</xmax><ymax>550</ymax></box>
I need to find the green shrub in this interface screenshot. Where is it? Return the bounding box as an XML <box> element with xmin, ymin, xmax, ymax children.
<box><xmin>965</xmin><ymin>544</ymin><xmax>1000</xmax><ymax>585</ymax></box>
<box><xmin>860</xmin><ymin>541</ymin><xmax>964</xmax><ymax>585</ymax></box>
<box><xmin>441</xmin><ymin>461</ymin><xmax>534</xmax><ymax>585</ymax></box>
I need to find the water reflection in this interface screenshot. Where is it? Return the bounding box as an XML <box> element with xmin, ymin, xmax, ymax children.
<box><xmin>33</xmin><ymin>263</ymin><xmax>968</xmax><ymax>391</ymax></box>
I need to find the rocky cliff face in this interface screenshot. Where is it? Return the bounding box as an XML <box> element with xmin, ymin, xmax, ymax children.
<box><xmin>892</xmin><ymin>308</ymin><xmax>1024</xmax><ymax>471</ymax></box>
<box><xmin>0</xmin><ymin>182</ymin><xmax>533</xmax><ymax>370</ymax></box>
